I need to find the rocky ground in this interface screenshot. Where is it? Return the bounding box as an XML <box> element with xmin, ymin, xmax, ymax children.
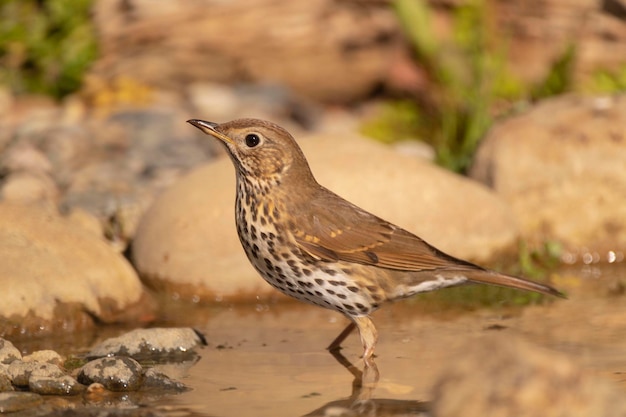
<box><xmin>0</xmin><ymin>328</ymin><xmax>203</xmax><ymax>416</ymax></box>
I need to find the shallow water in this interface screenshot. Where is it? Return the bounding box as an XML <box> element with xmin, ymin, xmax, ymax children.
<box><xmin>141</xmin><ymin>264</ymin><xmax>626</xmax><ymax>417</ymax></box>
<box><xmin>9</xmin><ymin>264</ymin><xmax>626</xmax><ymax>416</ymax></box>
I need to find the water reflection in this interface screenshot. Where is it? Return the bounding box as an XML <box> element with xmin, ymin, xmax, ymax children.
<box><xmin>302</xmin><ymin>349</ymin><xmax>429</xmax><ymax>417</ymax></box>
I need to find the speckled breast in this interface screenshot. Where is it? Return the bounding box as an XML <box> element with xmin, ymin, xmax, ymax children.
<box><xmin>234</xmin><ymin>189</ymin><xmax>382</xmax><ymax>317</ymax></box>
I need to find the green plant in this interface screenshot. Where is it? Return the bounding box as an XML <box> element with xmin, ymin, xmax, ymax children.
<box><xmin>390</xmin><ymin>0</ymin><xmax>522</xmax><ymax>173</ymax></box>
<box><xmin>589</xmin><ymin>65</ymin><xmax>626</xmax><ymax>93</ymax></box>
<box><xmin>367</xmin><ymin>0</ymin><xmax>583</xmax><ymax>173</ymax></box>
<box><xmin>0</xmin><ymin>0</ymin><xmax>97</xmax><ymax>98</ymax></box>
<box><xmin>360</xmin><ymin>100</ymin><xmax>425</xmax><ymax>144</ymax></box>
<box><xmin>530</xmin><ymin>44</ymin><xmax>576</xmax><ymax>100</ymax></box>
<box><xmin>516</xmin><ymin>240</ymin><xmax>563</xmax><ymax>279</ymax></box>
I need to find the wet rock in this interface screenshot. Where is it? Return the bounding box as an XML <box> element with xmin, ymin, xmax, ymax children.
<box><xmin>141</xmin><ymin>368</ymin><xmax>188</xmax><ymax>393</ymax></box>
<box><xmin>22</xmin><ymin>350</ymin><xmax>64</xmax><ymax>366</ymax></box>
<box><xmin>87</xmin><ymin>328</ymin><xmax>206</xmax><ymax>362</ymax></box>
<box><xmin>470</xmin><ymin>95</ymin><xmax>626</xmax><ymax>258</ymax></box>
<box><xmin>28</xmin><ymin>374</ymin><xmax>84</xmax><ymax>396</ymax></box>
<box><xmin>78</xmin><ymin>357</ymin><xmax>144</xmax><ymax>392</ymax></box>
<box><xmin>0</xmin><ymin>203</ymin><xmax>151</xmax><ymax>338</ymax></box>
<box><xmin>431</xmin><ymin>334</ymin><xmax>626</xmax><ymax>417</ymax></box>
<box><xmin>133</xmin><ymin>131</ymin><xmax>518</xmax><ymax>301</ymax></box>
<box><xmin>7</xmin><ymin>361</ymin><xmax>64</xmax><ymax>387</ymax></box>
<box><xmin>0</xmin><ymin>339</ymin><xmax>22</xmax><ymax>364</ymax></box>
<box><xmin>0</xmin><ymin>392</ymin><xmax>43</xmax><ymax>413</ymax></box>
<box><xmin>0</xmin><ymin>373</ymin><xmax>12</xmax><ymax>392</ymax></box>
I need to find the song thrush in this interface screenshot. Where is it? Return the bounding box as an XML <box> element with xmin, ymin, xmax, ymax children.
<box><xmin>187</xmin><ymin>118</ymin><xmax>564</xmax><ymax>366</ymax></box>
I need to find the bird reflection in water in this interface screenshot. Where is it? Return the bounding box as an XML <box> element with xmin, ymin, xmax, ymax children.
<box><xmin>302</xmin><ymin>348</ymin><xmax>430</xmax><ymax>417</ymax></box>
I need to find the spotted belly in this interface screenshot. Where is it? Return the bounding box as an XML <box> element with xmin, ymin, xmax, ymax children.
<box><xmin>237</xmin><ymin>231</ymin><xmax>380</xmax><ymax>316</ymax></box>
<box><xmin>234</xmin><ymin>188</ymin><xmax>384</xmax><ymax>316</ymax></box>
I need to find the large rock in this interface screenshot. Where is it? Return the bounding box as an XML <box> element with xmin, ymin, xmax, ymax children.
<box><xmin>0</xmin><ymin>203</ymin><xmax>152</xmax><ymax>338</ymax></box>
<box><xmin>470</xmin><ymin>95</ymin><xmax>626</xmax><ymax>260</ymax></box>
<box><xmin>90</xmin><ymin>0</ymin><xmax>401</xmax><ymax>103</ymax></box>
<box><xmin>133</xmin><ymin>132</ymin><xmax>518</xmax><ymax>302</ymax></box>
<box><xmin>431</xmin><ymin>334</ymin><xmax>626</xmax><ymax>417</ymax></box>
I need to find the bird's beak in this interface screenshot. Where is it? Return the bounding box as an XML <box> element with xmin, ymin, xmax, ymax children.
<box><xmin>187</xmin><ymin>119</ymin><xmax>234</xmax><ymax>144</ymax></box>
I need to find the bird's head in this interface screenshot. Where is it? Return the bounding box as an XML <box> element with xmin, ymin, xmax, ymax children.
<box><xmin>188</xmin><ymin>118</ymin><xmax>313</xmax><ymax>185</ymax></box>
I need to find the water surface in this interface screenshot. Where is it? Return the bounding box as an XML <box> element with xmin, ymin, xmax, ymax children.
<box><xmin>146</xmin><ymin>264</ymin><xmax>626</xmax><ymax>416</ymax></box>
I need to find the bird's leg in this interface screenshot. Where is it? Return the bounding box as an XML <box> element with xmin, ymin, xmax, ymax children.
<box><xmin>327</xmin><ymin>321</ymin><xmax>356</xmax><ymax>352</ymax></box>
<box><xmin>352</xmin><ymin>316</ymin><xmax>378</xmax><ymax>367</ymax></box>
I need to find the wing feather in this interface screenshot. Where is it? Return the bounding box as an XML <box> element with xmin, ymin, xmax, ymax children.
<box><xmin>291</xmin><ymin>188</ymin><xmax>470</xmax><ymax>271</ymax></box>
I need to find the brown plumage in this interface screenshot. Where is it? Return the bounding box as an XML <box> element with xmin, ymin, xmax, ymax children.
<box><xmin>188</xmin><ymin>118</ymin><xmax>564</xmax><ymax>366</ymax></box>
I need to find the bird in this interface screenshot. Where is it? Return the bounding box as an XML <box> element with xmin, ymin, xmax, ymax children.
<box><xmin>187</xmin><ymin>118</ymin><xmax>564</xmax><ymax>367</ymax></box>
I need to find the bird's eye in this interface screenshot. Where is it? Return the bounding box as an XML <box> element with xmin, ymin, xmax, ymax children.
<box><xmin>245</xmin><ymin>134</ymin><xmax>261</xmax><ymax>148</ymax></box>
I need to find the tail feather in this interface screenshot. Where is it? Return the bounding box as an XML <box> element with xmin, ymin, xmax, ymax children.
<box><xmin>463</xmin><ymin>269</ymin><xmax>566</xmax><ymax>298</ymax></box>
<box><xmin>397</xmin><ymin>267</ymin><xmax>565</xmax><ymax>300</ymax></box>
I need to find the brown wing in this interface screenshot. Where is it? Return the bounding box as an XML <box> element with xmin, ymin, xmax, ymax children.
<box><xmin>290</xmin><ymin>187</ymin><xmax>565</xmax><ymax>298</ymax></box>
<box><xmin>291</xmin><ymin>187</ymin><xmax>473</xmax><ymax>272</ymax></box>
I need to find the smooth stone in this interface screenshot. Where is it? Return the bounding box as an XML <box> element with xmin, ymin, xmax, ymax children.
<box><xmin>0</xmin><ymin>203</ymin><xmax>151</xmax><ymax>338</ymax></box>
<box><xmin>7</xmin><ymin>361</ymin><xmax>64</xmax><ymax>387</ymax></box>
<box><xmin>431</xmin><ymin>334</ymin><xmax>626</xmax><ymax>417</ymax></box>
<box><xmin>22</xmin><ymin>350</ymin><xmax>64</xmax><ymax>366</ymax></box>
<box><xmin>470</xmin><ymin>95</ymin><xmax>626</xmax><ymax>259</ymax></box>
<box><xmin>78</xmin><ymin>357</ymin><xmax>144</xmax><ymax>392</ymax></box>
<box><xmin>133</xmin><ymin>132</ymin><xmax>518</xmax><ymax>301</ymax></box>
<box><xmin>0</xmin><ymin>171</ymin><xmax>59</xmax><ymax>204</ymax></box>
<box><xmin>0</xmin><ymin>339</ymin><xmax>21</xmax><ymax>365</ymax></box>
<box><xmin>28</xmin><ymin>374</ymin><xmax>84</xmax><ymax>396</ymax></box>
<box><xmin>87</xmin><ymin>328</ymin><xmax>206</xmax><ymax>362</ymax></box>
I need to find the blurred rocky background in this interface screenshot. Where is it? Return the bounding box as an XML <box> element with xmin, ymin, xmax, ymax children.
<box><xmin>0</xmin><ymin>0</ymin><xmax>625</xmax><ymax>334</ymax></box>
